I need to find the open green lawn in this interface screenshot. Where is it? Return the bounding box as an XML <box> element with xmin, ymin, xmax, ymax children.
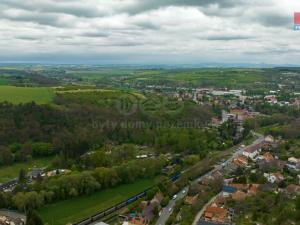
<box><xmin>0</xmin><ymin>86</ymin><xmax>54</xmax><ymax>104</ymax></box>
<box><xmin>0</xmin><ymin>157</ymin><xmax>53</xmax><ymax>183</ymax></box>
<box><xmin>39</xmin><ymin>179</ymin><xmax>155</xmax><ymax>225</ymax></box>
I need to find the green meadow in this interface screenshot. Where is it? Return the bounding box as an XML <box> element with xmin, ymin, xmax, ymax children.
<box><xmin>39</xmin><ymin>179</ymin><xmax>155</xmax><ymax>225</ymax></box>
<box><xmin>0</xmin><ymin>86</ymin><xmax>54</xmax><ymax>104</ymax></box>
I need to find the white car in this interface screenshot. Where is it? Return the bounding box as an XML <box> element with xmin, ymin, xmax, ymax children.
<box><xmin>182</xmin><ymin>190</ymin><xmax>186</xmax><ymax>194</ymax></box>
<box><xmin>173</xmin><ymin>194</ymin><xmax>177</xmax><ymax>200</ymax></box>
<box><xmin>168</xmin><ymin>208</ymin><xmax>173</xmax><ymax>213</ymax></box>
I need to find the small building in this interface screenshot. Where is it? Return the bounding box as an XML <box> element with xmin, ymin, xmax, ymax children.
<box><xmin>264</xmin><ymin>95</ymin><xmax>277</xmax><ymax>104</ymax></box>
<box><xmin>232</xmin><ymin>155</ymin><xmax>248</xmax><ymax>167</ymax></box>
<box><xmin>262</xmin><ymin>152</ymin><xmax>274</xmax><ymax>162</ymax></box>
<box><xmin>264</xmin><ymin>173</ymin><xmax>284</xmax><ymax>184</ymax></box>
<box><xmin>229</xmin><ymin>108</ymin><xmax>253</xmax><ymax>122</ymax></box>
<box><xmin>264</xmin><ymin>135</ymin><xmax>275</xmax><ymax>143</ymax></box>
<box><xmin>204</xmin><ymin>207</ymin><xmax>228</xmax><ymax>224</ymax></box>
<box><xmin>27</xmin><ymin>168</ymin><xmax>45</xmax><ymax>179</ymax></box>
<box><xmin>286</xmin><ymin>157</ymin><xmax>300</xmax><ymax>171</ymax></box>
<box><xmin>242</xmin><ymin>145</ymin><xmax>261</xmax><ymax>159</ymax></box>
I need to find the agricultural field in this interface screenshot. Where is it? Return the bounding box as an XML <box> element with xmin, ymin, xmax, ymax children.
<box><xmin>66</xmin><ymin>68</ymin><xmax>274</xmax><ymax>89</ymax></box>
<box><xmin>0</xmin><ymin>86</ymin><xmax>54</xmax><ymax>104</ymax></box>
<box><xmin>0</xmin><ymin>157</ymin><xmax>53</xmax><ymax>183</ymax></box>
<box><xmin>39</xmin><ymin>179</ymin><xmax>155</xmax><ymax>225</ymax></box>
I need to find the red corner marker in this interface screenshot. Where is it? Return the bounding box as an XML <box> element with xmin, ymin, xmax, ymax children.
<box><xmin>295</xmin><ymin>12</ymin><xmax>300</xmax><ymax>24</ymax></box>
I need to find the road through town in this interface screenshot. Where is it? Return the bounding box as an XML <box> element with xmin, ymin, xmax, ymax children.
<box><xmin>155</xmin><ymin>133</ymin><xmax>264</xmax><ymax>225</ymax></box>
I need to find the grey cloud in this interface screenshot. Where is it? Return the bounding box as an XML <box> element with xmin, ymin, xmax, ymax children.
<box><xmin>81</xmin><ymin>31</ymin><xmax>110</xmax><ymax>38</ymax></box>
<box><xmin>255</xmin><ymin>13</ymin><xmax>291</xmax><ymax>28</ymax></box>
<box><xmin>15</xmin><ymin>36</ymin><xmax>40</xmax><ymax>41</ymax></box>
<box><xmin>204</xmin><ymin>34</ymin><xmax>254</xmax><ymax>41</ymax></box>
<box><xmin>0</xmin><ymin>0</ymin><xmax>103</xmax><ymax>18</ymax></box>
<box><xmin>134</xmin><ymin>21</ymin><xmax>161</xmax><ymax>30</ymax></box>
<box><xmin>2</xmin><ymin>11</ymin><xmax>72</xmax><ymax>27</ymax></box>
<box><xmin>123</xmin><ymin>0</ymin><xmax>246</xmax><ymax>14</ymax></box>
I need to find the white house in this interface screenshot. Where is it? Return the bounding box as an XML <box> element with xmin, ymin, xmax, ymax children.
<box><xmin>264</xmin><ymin>135</ymin><xmax>274</xmax><ymax>143</ymax></box>
<box><xmin>242</xmin><ymin>144</ymin><xmax>261</xmax><ymax>160</ymax></box>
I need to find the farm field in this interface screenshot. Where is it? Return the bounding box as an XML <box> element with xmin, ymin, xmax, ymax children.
<box><xmin>0</xmin><ymin>157</ymin><xmax>53</xmax><ymax>183</ymax></box>
<box><xmin>0</xmin><ymin>86</ymin><xmax>54</xmax><ymax>104</ymax></box>
<box><xmin>39</xmin><ymin>179</ymin><xmax>155</xmax><ymax>225</ymax></box>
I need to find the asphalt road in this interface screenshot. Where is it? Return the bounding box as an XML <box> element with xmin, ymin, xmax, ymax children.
<box><xmin>156</xmin><ymin>186</ymin><xmax>189</xmax><ymax>225</ymax></box>
<box><xmin>155</xmin><ymin>133</ymin><xmax>264</xmax><ymax>225</ymax></box>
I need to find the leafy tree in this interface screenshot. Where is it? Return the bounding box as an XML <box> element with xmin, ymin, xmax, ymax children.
<box><xmin>18</xmin><ymin>168</ymin><xmax>27</xmax><ymax>183</ymax></box>
<box><xmin>26</xmin><ymin>210</ymin><xmax>44</xmax><ymax>225</ymax></box>
<box><xmin>161</xmin><ymin>196</ymin><xmax>170</xmax><ymax>207</ymax></box>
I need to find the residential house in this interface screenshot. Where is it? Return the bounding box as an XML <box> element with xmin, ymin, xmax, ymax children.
<box><xmin>232</xmin><ymin>155</ymin><xmax>248</xmax><ymax>167</ymax></box>
<box><xmin>262</xmin><ymin>135</ymin><xmax>278</xmax><ymax>150</ymax></box>
<box><xmin>264</xmin><ymin>135</ymin><xmax>274</xmax><ymax>143</ymax></box>
<box><xmin>204</xmin><ymin>207</ymin><xmax>228</xmax><ymax>224</ymax></box>
<box><xmin>264</xmin><ymin>172</ymin><xmax>284</xmax><ymax>184</ymax></box>
<box><xmin>264</xmin><ymin>95</ymin><xmax>277</xmax><ymax>104</ymax></box>
<box><xmin>242</xmin><ymin>144</ymin><xmax>261</xmax><ymax>160</ymax></box>
<box><xmin>286</xmin><ymin>157</ymin><xmax>300</xmax><ymax>171</ymax></box>
<box><xmin>27</xmin><ymin>168</ymin><xmax>45</xmax><ymax>179</ymax></box>
<box><xmin>262</xmin><ymin>152</ymin><xmax>274</xmax><ymax>162</ymax></box>
<box><xmin>229</xmin><ymin>108</ymin><xmax>253</xmax><ymax>122</ymax></box>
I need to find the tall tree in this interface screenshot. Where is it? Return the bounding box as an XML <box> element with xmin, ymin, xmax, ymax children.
<box><xmin>26</xmin><ymin>210</ymin><xmax>44</xmax><ymax>225</ymax></box>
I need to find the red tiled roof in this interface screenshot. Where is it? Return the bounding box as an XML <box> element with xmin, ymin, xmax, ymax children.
<box><xmin>230</xmin><ymin>109</ymin><xmax>248</xmax><ymax>114</ymax></box>
<box><xmin>205</xmin><ymin>207</ymin><xmax>227</xmax><ymax>214</ymax></box>
<box><xmin>263</xmin><ymin>152</ymin><xmax>274</xmax><ymax>162</ymax></box>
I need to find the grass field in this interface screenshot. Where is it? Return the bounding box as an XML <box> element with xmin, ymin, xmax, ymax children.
<box><xmin>39</xmin><ymin>179</ymin><xmax>155</xmax><ymax>225</ymax></box>
<box><xmin>0</xmin><ymin>157</ymin><xmax>53</xmax><ymax>183</ymax></box>
<box><xmin>0</xmin><ymin>86</ymin><xmax>54</xmax><ymax>104</ymax></box>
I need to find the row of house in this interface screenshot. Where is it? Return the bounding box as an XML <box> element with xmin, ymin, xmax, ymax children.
<box><xmin>242</xmin><ymin>135</ymin><xmax>277</xmax><ymax>160</ymax></box>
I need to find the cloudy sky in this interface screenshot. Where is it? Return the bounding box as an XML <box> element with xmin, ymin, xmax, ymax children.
<box><xmin>0</xmin><ymin>0</ymin><xmax>299</xmax><ymax>65</ymax></box>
